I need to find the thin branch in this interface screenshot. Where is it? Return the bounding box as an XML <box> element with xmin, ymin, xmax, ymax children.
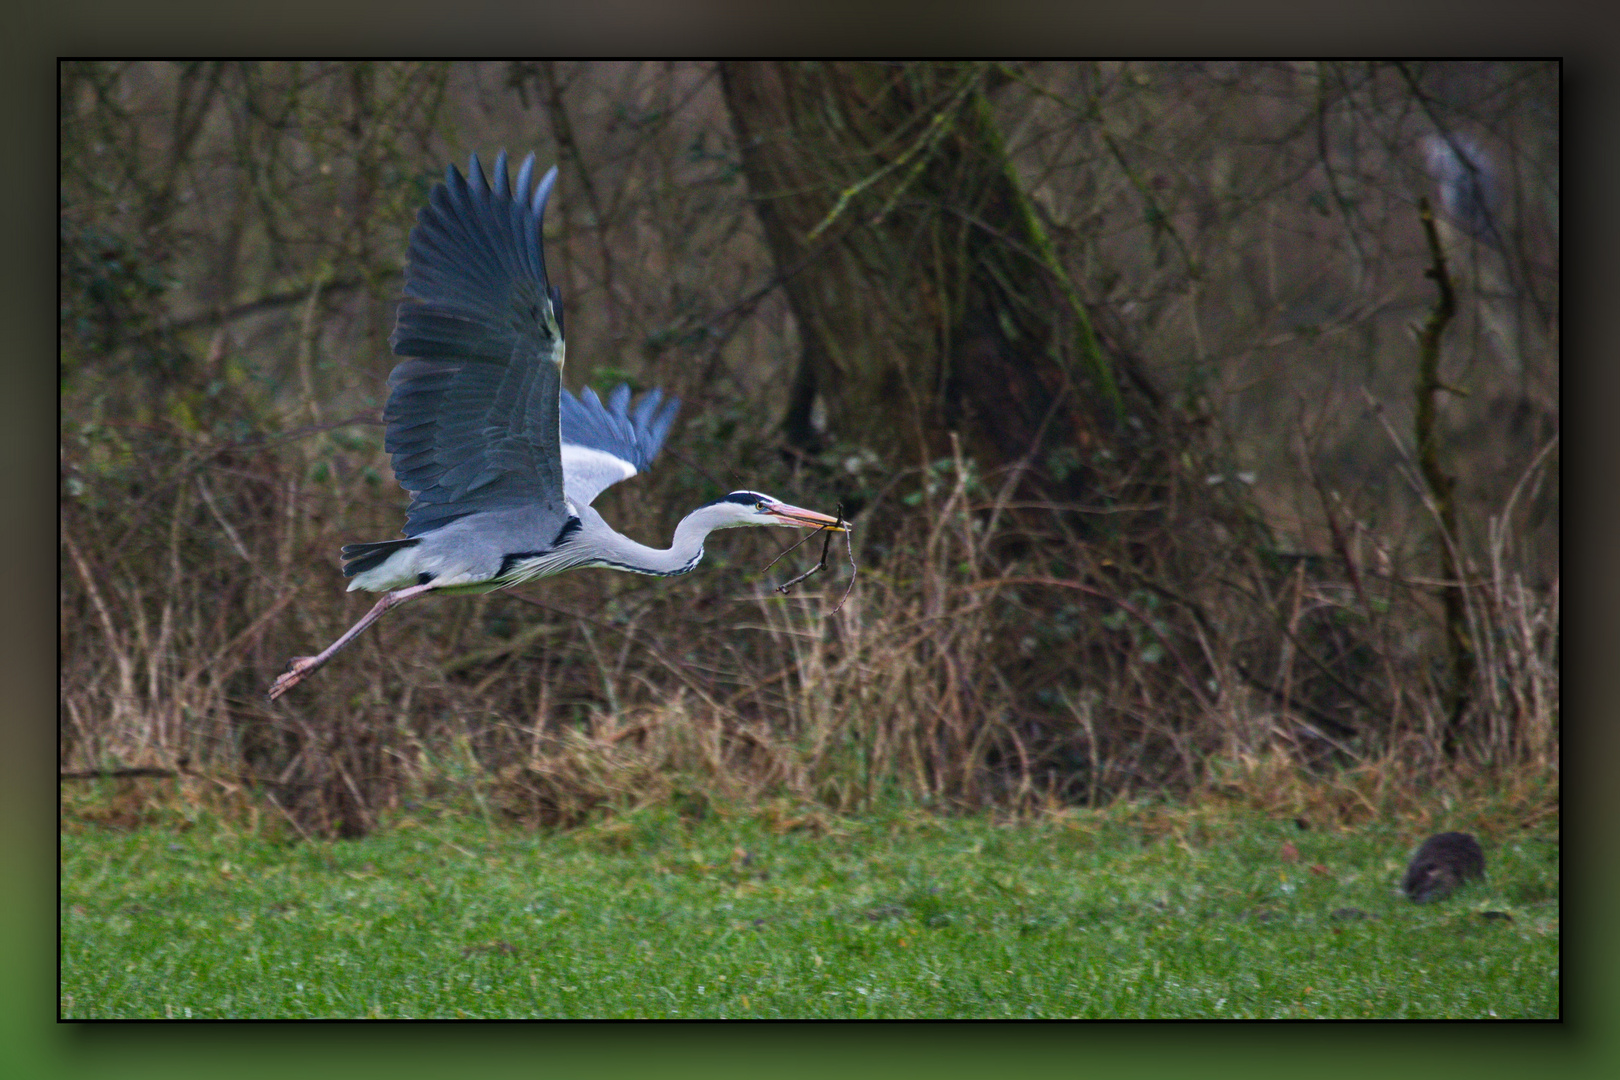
<box><xmin>164</xmin><ymin>275</ymin><xmax>380</xmax><ymax>334</ymax></box>
<box><xmin>806</xmin><ymin>65</ymin><xmax>983</xmax><ymax>241</ymax></box>
<box><xmin>1413</xmin><ymin>194</ymin><xmax>1474</xmax><ymax>755</ymax></box>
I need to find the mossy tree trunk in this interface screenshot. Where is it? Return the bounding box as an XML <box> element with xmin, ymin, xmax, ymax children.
<box><xmin>720</xmin><ymin>61</ymin><xmax>1133</xmax><ymax>488</ymax></box>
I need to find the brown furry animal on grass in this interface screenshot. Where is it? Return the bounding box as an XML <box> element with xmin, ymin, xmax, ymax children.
<box><xmin>1401</xmin><ymin>832</ymin><xmax>1486</xmax><ymax>902</ymax></box>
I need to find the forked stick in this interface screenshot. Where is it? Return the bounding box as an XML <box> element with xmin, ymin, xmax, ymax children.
<box><xmin>764</xmin><ymin>505</ymin><xmax>857</xmax><ymax>612</ymax></box>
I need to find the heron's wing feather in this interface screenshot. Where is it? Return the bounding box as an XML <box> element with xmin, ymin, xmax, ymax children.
<box><xmin>385</xmin><ymin>152</ymin><xmax>568</xmax><ymax>537</ymax></box>
<box><xmin>559</xmin><ymin>384</ymin><xmax>681</xmax><ymax>505</ymax></box>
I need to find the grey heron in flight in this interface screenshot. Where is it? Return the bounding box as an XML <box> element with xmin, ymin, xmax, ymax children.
<box><xmin>269</xmin><ymin>152</ymin><xmax>846</xmax><ymax>700</ymax></box>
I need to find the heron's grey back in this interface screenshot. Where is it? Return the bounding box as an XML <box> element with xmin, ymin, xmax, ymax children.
<box><xmin>560</xmin><ymin>384</ymin><xmax>681</xmax><ymax>506</ymax></box>
<box><xmin>385</xmin><ymin>151</ymin><xmax>569</xmax><ymax>539</ymax></box>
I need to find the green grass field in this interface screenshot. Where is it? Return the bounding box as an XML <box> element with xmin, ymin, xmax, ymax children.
<box><xmin>59</xmin><ymin>802</ymin><xmax>1558</xmax><ymax>1019</ymax></box>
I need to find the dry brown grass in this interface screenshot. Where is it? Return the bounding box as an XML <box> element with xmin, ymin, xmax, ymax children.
<box><xmin>56</xmin><ymin>393</ymin><xmax>1559</xmax><ymax>838</ymax></box>
<box><xmin>59</xmin><ymin>427</ymin><xmax>1555</xmax><ymax>835</ymax></box>
<box><xmin>1200</xmin><ymin>746</ymin><xmax>1558</xmax><ymax>850</ymax></box>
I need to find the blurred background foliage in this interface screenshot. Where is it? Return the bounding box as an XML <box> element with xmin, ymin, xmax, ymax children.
<box><xmin>59</xmin><ymin>61</ymin><xmax>1557</xmax><ymax>837</ymax></box>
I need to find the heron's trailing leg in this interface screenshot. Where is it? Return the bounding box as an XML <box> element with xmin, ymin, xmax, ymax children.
<box><xmin>268</xmin><ymin>581</ymin><xmax>437</xmax><ymax>700</ymax></box>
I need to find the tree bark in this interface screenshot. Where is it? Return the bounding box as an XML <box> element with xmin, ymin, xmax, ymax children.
<box><xmin>720</xmin><ymin>61</ymin><xmax>1125</xmax><ymax>485</ymax></box>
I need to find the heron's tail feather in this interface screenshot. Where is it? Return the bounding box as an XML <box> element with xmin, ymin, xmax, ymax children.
<box><xmin>341</xmin><ymin>538</ymin><xmax>422</xmax><ymax>578</ymax></box>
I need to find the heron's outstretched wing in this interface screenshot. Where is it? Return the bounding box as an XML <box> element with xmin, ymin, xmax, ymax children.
<box><xmin>384</xmin><ymin>152</ymin><xmax>568</xmax><ymax>538</ymax></box>
<box><xmin>560</xmin><ymin>384</ymin><xmax>681</xmax><ymax>506</ymax></box>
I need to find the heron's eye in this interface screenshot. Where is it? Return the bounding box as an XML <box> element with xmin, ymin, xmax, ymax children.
<box><xmin>756</xmin><ymin>501</ymin><xmax>768</xmax><ymax>513</ymax></box>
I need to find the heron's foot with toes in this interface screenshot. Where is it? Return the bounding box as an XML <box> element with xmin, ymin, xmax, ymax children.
<box><xmin>268</xmin><ymin>657</ymin><xmax>320</xmax><ymax>701</ymax></box>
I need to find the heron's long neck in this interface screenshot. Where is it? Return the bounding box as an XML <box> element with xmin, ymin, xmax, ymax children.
<box><xmin>579</xmin><ymin>504</ymin><xmax>729</xmax><ymax>577</ymax></box>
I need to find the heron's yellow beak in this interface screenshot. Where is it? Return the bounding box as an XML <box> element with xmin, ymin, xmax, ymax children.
<box><xmin>767</xmin><ymin>503</ymin><xmax>849</xmax><ymax>532</ymax></box>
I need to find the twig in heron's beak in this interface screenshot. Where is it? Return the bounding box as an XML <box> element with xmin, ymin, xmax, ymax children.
<box><xmin>772</xmin><ymin>525</ymin><xmax>835</xmax><ymax>594</ymax></box>
<box><xmin>829</xmin><ymin>512</ymin><xmax>858</xmax><ymax>614</ymax></box>
<box><xmin>761</xmin><ymin>522</ymin><xmax>823</xmax><ymax>576</ymax></box>
<box><xmin>769</xmin><ymin>503</ymin><xmax>858</xmax><ymax>612</ymax></box>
